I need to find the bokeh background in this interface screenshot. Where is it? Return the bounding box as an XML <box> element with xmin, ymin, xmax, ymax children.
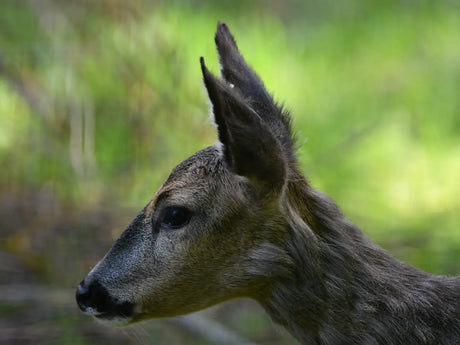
<box><xmin>1</xmin><ymin>0</ymin><xmax>459</xmax><ymax>344</ymax></box>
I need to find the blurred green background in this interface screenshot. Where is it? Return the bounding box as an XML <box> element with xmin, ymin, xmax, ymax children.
<box><xmin>0</xmin><ymin>0</ymin><xmax>459</xmax><ymax>344</ymax></box>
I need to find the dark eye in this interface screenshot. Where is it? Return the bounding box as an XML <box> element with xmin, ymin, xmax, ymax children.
<box><xmin>160</xmin><ymin>206</ymin><xmax>192</xmax><ymax>229</ymax></box>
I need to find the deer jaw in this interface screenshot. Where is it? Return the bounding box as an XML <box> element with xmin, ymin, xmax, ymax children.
<box><xmin>77</xmin><ymin>145</ymin><xmax>295</xmax><ymax>324</ymax></box>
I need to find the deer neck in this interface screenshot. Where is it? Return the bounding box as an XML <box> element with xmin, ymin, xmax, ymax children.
<box><xmin>257</xmin><ymin>176</ymin><xmax>456</xmax><ymax>345</ymax></box>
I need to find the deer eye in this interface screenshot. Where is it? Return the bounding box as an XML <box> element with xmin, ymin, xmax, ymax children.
<box><xmin>160</xmin><ymin>206</ymin><xmax>192</xmax><ymax>230</ymax></box>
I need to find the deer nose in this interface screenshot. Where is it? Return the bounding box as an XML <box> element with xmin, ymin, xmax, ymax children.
<box><xmin>76</xmin><ymin>278</ymin><xmax>114</xmax><ymax>315</ymax></box>
<box><xmin>76</xmin><ymin>279</ymin><xmax>99</xmax><ymax>314</ymax></box>
<box><xmin>76</xmin><ymin>278</ymin><xmax>135</xmax><ymax>319</ymax></box>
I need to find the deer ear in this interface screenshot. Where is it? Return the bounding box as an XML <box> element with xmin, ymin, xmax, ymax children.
<box><xmin>201</xmin><ymin>57</ymin><xmax>286</xmax><ymax>193</ymax></box>
<box><xmin>214</xmin><ymin>22</ymin><xmax>294</xmax><ymax>158</ymax></box>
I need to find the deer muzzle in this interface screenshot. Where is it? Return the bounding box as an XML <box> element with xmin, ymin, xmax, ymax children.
<box><xmin>76</xmin><ymin>278</ymin><xmax>135</xmax><ymax>324</ymax></box>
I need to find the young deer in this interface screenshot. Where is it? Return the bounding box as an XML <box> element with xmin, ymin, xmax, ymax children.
<box><xmin>76</xmin><ymin>22</ymin><xmax>460</xmax><ymax>344</ymax></box>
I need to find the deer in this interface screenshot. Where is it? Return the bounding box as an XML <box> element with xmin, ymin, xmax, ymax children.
<box><xmin>76</xmin><ymin>22</ymin><xmax>460</xmax><ymax>345</ymax></box>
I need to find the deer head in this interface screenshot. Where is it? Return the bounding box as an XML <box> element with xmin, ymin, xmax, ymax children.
<box><xmin>76</xmin><ymin>22</ymin><xmax>303</xmax><ymax>325</ymax></box>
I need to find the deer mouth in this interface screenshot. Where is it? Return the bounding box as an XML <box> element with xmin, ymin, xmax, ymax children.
<box><xmin>91</xmin><ymin>303</ymin><xmax>136</xmax><ymax>325</ymax></box>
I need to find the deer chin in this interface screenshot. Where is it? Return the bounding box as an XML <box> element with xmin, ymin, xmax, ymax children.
<box><xmin>93</xmin><ymin>313</ymin><xmax>134</xmax><ymax>327</ymax></box>
<box><xmin>90</xmin><ymin>303</ymin><xmax>142</xmax><ymax>327</ymax></box>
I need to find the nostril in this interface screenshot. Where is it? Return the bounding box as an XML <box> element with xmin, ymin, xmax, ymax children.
<box><xmin>76</xmin><ymin>280</ymin><xmax>91</xmax><ymax>312</ymax></box>
<box><xmin>75</xmin><ymin>279</ymin><xmax>117</xmax><ymax>315</ymax></box>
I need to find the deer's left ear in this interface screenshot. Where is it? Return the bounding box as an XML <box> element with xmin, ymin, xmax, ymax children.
<box><xmin>201</xmin><ymin>57</ymin><xmax>286</xmax><ymax>193</ymax></box>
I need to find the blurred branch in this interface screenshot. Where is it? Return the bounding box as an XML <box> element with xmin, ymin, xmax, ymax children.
<box><xmin>0</xmin><ymin>54</ymin><xmax>69</xmax><ymax>162</ymax></box>
<box><xmin>0</xmin><ymin>284</ymin><xmax>72</xmax><ymax>306</ymax></box>
<box><xmin>0</xmin><ymin>56</ymin><xmax>53</xmax><ymax>124</ymax></box>
<box><xmin>27</xmin><ymin>0</ymin><xmax>98</xmax><ymax>180</ymax></box>
<box><xmin>174</xmin><ymin>314</ymin><xmax>258</xmax><ymax>345</ymax></box>
<box><xmin>0</xmin><ymin>0</ymin><xmax>98</xmax><ymax>180</ymax></box>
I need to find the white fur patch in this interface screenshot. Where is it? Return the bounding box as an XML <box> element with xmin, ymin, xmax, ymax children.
<box><xmin>213</xmin><ymin>142</ymin><xmax>224</xmax><ymax>156</ymax></box>
<box><xmin>94</xmin><ymin>315</ymin><xmax>133</xmax><ymax>327</ymax></box>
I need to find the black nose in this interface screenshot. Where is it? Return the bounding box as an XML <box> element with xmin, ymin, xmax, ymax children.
<box><xmin>76</xmin><ymin>281</ymin><xmax>86</xmax><ymax>311</ymax></box>
<box><xmin>76</xmin><ymin>279</ymin><xmax>135</xmax><ymax>318</ymax></box>
<box><xmin>76</xmin><ymin>279</ymin><xmax>101</xmax><ymax>313</ymax></box>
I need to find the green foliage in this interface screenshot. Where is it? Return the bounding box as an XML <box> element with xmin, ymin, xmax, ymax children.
<box><xmin>0</xmin><ymin>1</ymin><xmax>459</xmax><ymax>342</ymax></box>
<box><xmin>1</xmin><ymin>0</ymin><xmax>460</xmax><ymax>269</ymax></box>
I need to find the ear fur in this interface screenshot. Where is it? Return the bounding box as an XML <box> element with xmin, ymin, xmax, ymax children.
<box><xmin>201</xmin><ymin>57</ymin><xmax>286</xmax><ymax>193</ymax></box>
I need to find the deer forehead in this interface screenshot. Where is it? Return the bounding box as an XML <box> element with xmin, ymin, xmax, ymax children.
<box><xmin>167</xmin><ymin>145</ymin><xmax>223</xmax><ymax>180</ymax></box>
<box><xmin>146</xmin><ymin>145</ymin><xmax>234</xmax><ymax>211</ymax></box>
